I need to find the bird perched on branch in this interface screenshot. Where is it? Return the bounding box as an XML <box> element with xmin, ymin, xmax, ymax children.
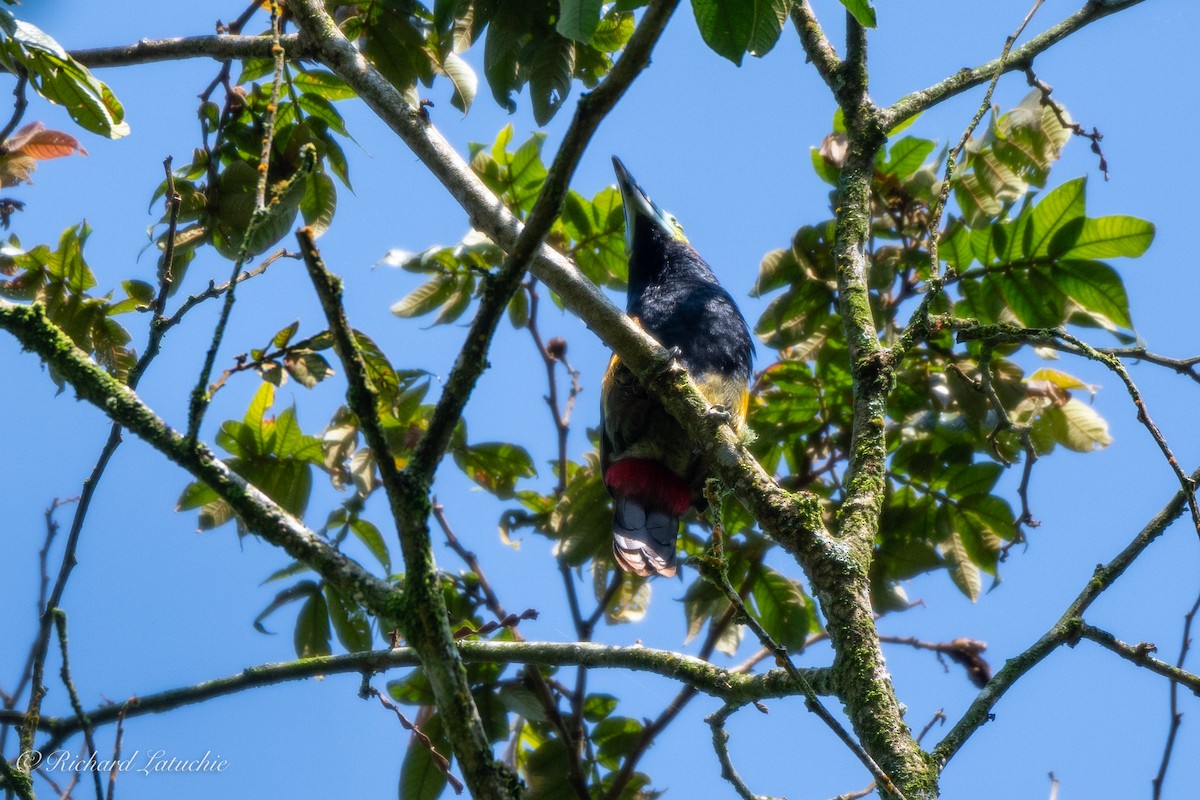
<box><xmin>601</xmin><ymin>157</ymin><xmax>753</xmax><ymax>577</ymax></box>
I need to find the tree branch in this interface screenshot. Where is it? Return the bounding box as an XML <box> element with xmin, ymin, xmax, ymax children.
<box><xmin>403</xmin><ymin>0</ymin><xmax>681</xmax><ymax>482</ymax></box>
<box><xmin>0</xmin><ymin>301</ymin><xmax>399</xmax><ymax>616</ymax></box>
<box><xmin>933</xmin><ymin>465</ymin><xmax>1200</xmax><ymax>765</ymax></box>
<box><xmin>883</xmin><ymin>0</ymin><xmax>1148</xmax><ymax>129</ymax></box>
<box><xmin>953</xmin><ymin>322</ymin><xmax>1200</xmax><ymax>537</ymax></box>
<box><xmin>0</xmin><ymin>641</ymin><xmax>834</xmax><ymax>740</ymax></box>
<box><xmin>69</xmin><ymin>34</ymin><xmax>310</xmax><ymax>69</ymax></box>
<box><xmin>1076</xmin><ymin>623</ymin><xmax>1200</xmax><ymax>695</ymax></box>
<box><xmin>788</xmin><ymin>2</ymin><xmax>842</xmax><ymax>91</ymax></box>
<box><xmin>299</xmin><ymin>229</ymin><xmax>512</xmax><ymax>797</ymax></box>
<box><xmin>1153</xmin><ymin>592</ymin><xmax>1200</xmax><ymax>799</ymax></box>
<box><xmin>706</xmin><ymin>703</ymin><xmax>785</xmax><ymax>800</ymax></box>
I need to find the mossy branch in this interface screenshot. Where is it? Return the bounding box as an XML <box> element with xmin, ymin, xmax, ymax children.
<box><xmin>1077</xmin><ymin>623</ymin><xmax>1200</xmax><ymax>695</ymax></box>
<box><xmin>0</xmin><ymin>641</ymin><xmax>834</xmax><ymax>738</ymax></box>
<box><xmin>883</xmin><ymin>0</ymin><xmax>1148</xmax><ymax>129</ymax></box>
<box><xmin>933</xmin><ymin>465</ymin><xmax>1200</xmax><ymax>764</ymax></box>
<box><xmin>300</xmin><ymin>231</ymin><xmax>513</xmax><ymax>797</ymax></box>
<box><xmin>0</xmin><ymin>301</ymin><xmax>399</xmax><ymax>617</ymax></box>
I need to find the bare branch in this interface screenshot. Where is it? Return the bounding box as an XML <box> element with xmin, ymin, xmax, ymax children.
<box><xmin>0</xmin><ymin>70</ymin><xmax>29</xmax><ymax>144</ymax></box>
<box><xmin>884</xmin><ymin>0</ymin><xmax>1149</xmax><ymax>128</ymax></box>
<box><xmin>1153</xmin><ymin>592</ymin><xmax>1200</xmax><ymax>799</ymax></box>
<box><xmin>926</xmin><ymin>0</ymin><xmax>1046</xmax><ymax>284</ymax></box>
<box><xmin>788</xmin><ymin>2</ymin><xmax>842</xmax><ymax>91</ymax></box>
<box><xmin>1076</xmin><ymin>623</ymin><xmax>1200</xmax><ymax>695</ymax></box>
<box><xmin>934</xmin><ymin>465</ymin><xmax>1200</xmax><ymax>765</ymax></box>
<box><xmin>0</xmin><ymin>641</ymin><xmax>834</xmax><ymax>742</ymax></box>
<box><xmin>299</xmin><ymin>229</ymin><xmax>511</xmax><ymax>795</ymax></box>
<box><xmin>707</xmin><ymin>703</ymin><xmax>785</xmax><ymax>800</ymax></box>
<box><xmin>70</xmin><ymin>34</ymin><xmax>309</xmax><ymax>69</ymax></box>
<box><xmin>362</xmin><ymin>684</ymin><xmax>464</xmax><ymax>795</ymax></box>
<box><xmin>51</xmin><ymin>611</ymin><xmax>103</xmax><ymax>800</ymax></box>
<box><xmin>695</xmin><ymin>538</ymin><xmax>905</xmax><ymax>799</ymax></box>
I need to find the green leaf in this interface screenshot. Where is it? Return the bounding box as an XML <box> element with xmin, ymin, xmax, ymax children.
<box><xmin>272</xmin><ymin>320</ymin><xmax>299</xmax><ymax>349</ymax></box>
<box><xmin>350</xmin><ymin>517</ymin><xmax>391</xmax><ymax>573</ymax></box>
<box><xmin>1029</xmin><ymin>176</ymin><xmax>1086</xmax><ymax>257</ymax></box>
<box><xmin>593</xmin><ymin>716</ymin><xmax>644</xmax><ymax>761</ymax></box>
<box><xmin>691</xmin><ymin>0</ymin><xmax>754</xmax><ymax>65</ymax></box>
<box><xmin>1</xmin><ymin>20</ymin><xmax>129</xmax><ymax>138</ymax></box>
<box><xmin>1054</xmin><ymin>259</ymin><xmax>1132</xmax><ymax>330</ymax></box>
<box><xmin>995</xmin><ymin>269</ymin><xmax>1065</xmax><ymax>327</ymax></box>
<box><xmin>945</xmin><ymin>462</ymin><xmax>1003</xmax><ymax>498</ymax></box>
<box><xmin>525</xmin><ymin>739</ymin><xmax>574</xmax><ymax>798</ymax></box>
<box><xmin>442</xmin><ymin>51</ymin><xmax>478</xmax><ymax>113</ymax></box>
<box><xmin>283</xmin><ymin>349</ymin><xmax>335</xmax><ymax>389</ymax></box>
<box><xmin>940</xmin><ymin>529</ymin><xmax>981</xmax><ymax>602</ymax></box>
<box><xmin>838</xmin><ymin>0</ymin><xmax>877</xmax><ymax>28</ymax></box>
<box><xmin>940</xmin><ymin>220</ymin><xmax>974</xmax><ymax>272</ymax></box>
<box><xmin>1045</xmin><ymin>397</ymin><xmax>1112</xmax><ymax>452</ymax></box>
<box><xmin>324</xmin><ymin>584</ymin><xmax>373</xmax><ymax>652</ymax></box>
<box><xmin>392</xmin><ymin>275</ymin><xmax>457</xmax><ymax>318</ymax></box>
<box><xmin>750</xmin><ymin>566</ymin><xmax>813</xmax><ymax>651</ymax></box>
<box><xmin>294</xmin><ymin>590</ymin><xmax>332</xmax><ymax>657</ymax></box>
<box><xmin>747</xmin><ymin>0</ymin><xmax>790</xmax><ymax>57</ymax></box>
<box><xmin>529</xmin><ymin>35</ymin><xmax>575</xmax><ymax>126</ymax></box>
<box><xmin>454</xmin><ymin>441</ymin><xmax>537</xmax><ymax>499</ymax></box>
<box><xmin>557</xmin><ymin>0</ymin><xmax>605</xmax><ymax>43</ymax></box>
<box><xmin>301</xmin><ymin>171</ymin><xmax>338</xmax><ymax>237</ymax></box>
<box><xmin>289</xmin><ymin>69</ymin><xmax>356</xmax><ymax>101</ymax></box>
<box><xmin>1054</xmin><ymin>215</ymin><xmax>1155</xmax><ymax>260</ymax></box>
<box><xmin>881</xmin><ymin>137</ymin><xmax>935</xmax><ymax>180</ymax></box>
<box><xmin>582</xmin><ymin>693</ymin><xmax>618</xmax><ymax>722</ymax></box>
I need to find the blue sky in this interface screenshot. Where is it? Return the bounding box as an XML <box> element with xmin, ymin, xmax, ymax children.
<box><xmin>2</xmin><ymin>1</ymin><xmax>1198</xmax><ymax>798</ymax></box>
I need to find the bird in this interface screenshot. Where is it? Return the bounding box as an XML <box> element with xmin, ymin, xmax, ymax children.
<box><xmin>600</xmin><ymin>156</ymin><xmax>754</xmax><ymax>577</ymax></box>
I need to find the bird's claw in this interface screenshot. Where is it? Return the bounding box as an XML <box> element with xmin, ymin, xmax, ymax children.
<box><xmin>707</xmin><ymin>404</ymin><xmax>732</xmax><ymax>424</ymax></box>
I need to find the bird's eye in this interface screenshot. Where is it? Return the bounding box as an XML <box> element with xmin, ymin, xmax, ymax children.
<box><xmin>665</xmin><ymin>213</ymin><xmax>688</xmax><ymax>243</ymax></box>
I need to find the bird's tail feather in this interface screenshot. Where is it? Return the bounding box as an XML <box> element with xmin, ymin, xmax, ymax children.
<box><xmin>611</xmin><ymin>494</ymin><xmax>678</xmax><ymax>578</ymax></box>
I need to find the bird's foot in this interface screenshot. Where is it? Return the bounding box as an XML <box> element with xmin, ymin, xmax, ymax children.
<box><xmin>707</xmin><ymin>404</ymin><xmax>732</xmax><ymax>424</ymax></box>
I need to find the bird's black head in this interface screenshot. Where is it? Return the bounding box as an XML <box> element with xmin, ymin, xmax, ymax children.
<box><xmin>612</xmin><ymin>156</ymin><xmax>717</xmax><ymax>297</ymax></box>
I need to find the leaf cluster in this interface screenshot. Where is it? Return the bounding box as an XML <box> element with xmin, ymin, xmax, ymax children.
<box><xmin>758</xmin><ymin>93</ymin><xmax>1152</xmax><ymax>604</ymax></box>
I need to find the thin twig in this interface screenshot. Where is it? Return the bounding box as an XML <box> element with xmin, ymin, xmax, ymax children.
<box><xmin>926</xmin><ymin>0</ymin><xmax>1045</xmax><ymax>284</ymax></box>
<box><xmin>186</xmin><ymin>3</ymin><xmax>290</xmax><ymax>442</ymax></box>
<box><xmin>1152</xmin><ymin>591</ymin><xmax>1200</xmax><ymax>799</ymax></box>
<box><xmin>431</xmin><ymin>500</ymin><xmax>586</xmax><ymax>799</ymax></box>
<box><xmin>159</xmin><ymin>249</ymin><xmax>296</xmax><ymax>331</ymax></box>
<box><xmin>601</xmin><ymin>558</ymin><xmax>761</xmax><ymax>800</ymax></box>
<box><xmin>1099</xmin><ymin>347</ymin><xmax>1200</xmax><ymax>386</ymax></box>
<box><xmin>934</xmin><ymin>466</ymin><xmax>1200</xmax><ymax>765</ymax></box>
<box><xmin>884</xmin><ymin>0</ymin><xmax>1148</xmax><ymax>127</ymax></box>
<box><xmin>52</xmin><ymin>611</ymin><xmax>104</xmax><ymax>800</ymax></box>
<box><xmin>695</xmin><ymin>536</ymin><xmax>906</xmax><ymax>799</ymax></box>
<box><xmin>152</xmin><ymin>157</ymin><xmax>183</xmax><ymax>318</ymax></box>
<box><xmin>957</xmin><ymin>323</ymin><xmax>1200</xmax><ymax>538</ymax></box>
<box><xmin>362</xmin><ymin>683</ymin><xmax>464</xmax><ymax>795</ymax></box>
<box><xmin>706</xmin><ymin>703</ymin><xmax>785</xmax><ymax>800</ymax></box>
<box><xmin>1024</xmin><ymin>67</ymin><xmax>1109</xmax><ymax>180</ymax></box>
<box><xmin>0</xmin><ymin>70</ymin><xmax>29</xmax><ymax>145</ymax></box>
<box><xmin>105</xmin><ymin>703</ymin><xmax>130</xmax><ymax>800</ymax></box>
<box><xmin>1075</xmin><ymin>624</ymin><xmax>1200</xmax><ymax>695</ymax></box>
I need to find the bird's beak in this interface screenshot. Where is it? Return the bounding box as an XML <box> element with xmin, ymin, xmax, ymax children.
<box><xmin>612</xmin><ymin>156</ymin><xmax>683</xmax><ymax>250</ymax></box>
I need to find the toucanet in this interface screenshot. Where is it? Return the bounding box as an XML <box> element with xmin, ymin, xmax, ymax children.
<box><xmin>601</xmin><ymin>157</ymin><xmax>753</xmax><ymax>577</ymax></box>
